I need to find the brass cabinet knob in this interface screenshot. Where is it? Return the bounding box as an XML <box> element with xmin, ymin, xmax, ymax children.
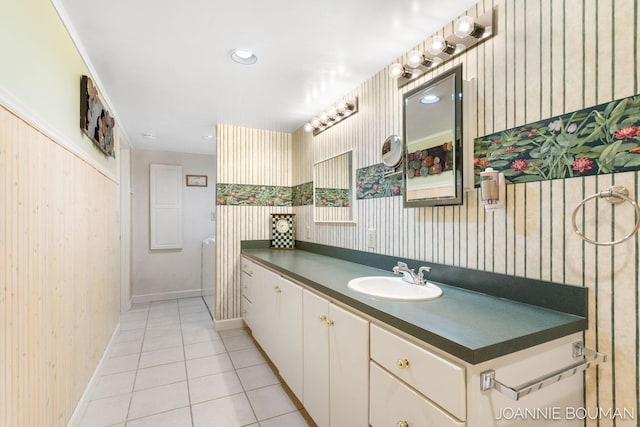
<box><xmin>326</xmin><ymin>320</ymin><xmax>334</xmax><ymax>326</ymax></box>
<box><xmin>273</xmin><ymin>285</ymin><xmax>281</xmax><ymax>293</ymax></box>
<box><xmin>396</xmin><ymin>358</ymin><xmax>410</xmax><ymax>369</ymax></box>
<box><xmin>396</xmin><ymin>421</ymin><xmax>409</xmax><ymax>427</ymax></box>
<box><xmin>319</xmin><ymin>315</ymin><xmax>327</xmax><ymax>322</ymax></box>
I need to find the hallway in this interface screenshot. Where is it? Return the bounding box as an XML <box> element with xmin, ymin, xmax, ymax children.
<box><xmin>77</xmin><ymin>297</ymin><xmax>310</xmax><ymax>426</ymax></box>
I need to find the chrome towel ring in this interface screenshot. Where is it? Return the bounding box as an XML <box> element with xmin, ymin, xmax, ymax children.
<box><xmin>572</xmin><ymin>185</ymin><xmax>640</xmax><ymax>246</ymax></box>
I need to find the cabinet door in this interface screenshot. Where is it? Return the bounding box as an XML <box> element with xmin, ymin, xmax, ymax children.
<box><xmin>329</xmin><ymin>304</ymin><xmax>369</xmax><ymax>427</ymax></box>
<box><xmin>303</xmin><ymin>290</ymin><xmax>330</xmax><ymax>427</ymax></box>
<box><xmin>275</xmin><ymin>277</ymin><xmax>303</xmax><ymax>400</ymax></box>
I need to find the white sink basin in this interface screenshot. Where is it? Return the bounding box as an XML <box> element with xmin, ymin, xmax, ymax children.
<box><xmin>347</xmin><ymin>276</ymin><xmax>442</xmax><ymax>301</ymax></box>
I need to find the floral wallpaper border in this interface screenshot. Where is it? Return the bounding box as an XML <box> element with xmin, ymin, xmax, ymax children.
<box><xmin>217</xmin><ymin>184</ymin><xmax>292</xmax><ymax>206</ymax></box>
<box><xmin>474</xmin><ymin>94</ymin><xmax>640</xmax><ymax>185</ymax></box>
<box><xmin>292</xmin><ymin>182</ymin><xmax>313</xmax><ymax>206</ymax></box>
<box><xmin>315</xmin><ymin>188</ymin><xmax>350</xmax><ymax>207</ymax></box>
<box><xmin>356</xmin><ymin>163</ymin><xmax>403</xmax><ymax>199</ymax></box>
<box><xmin>217</xmin><ymin>182</ymin><xmax>314</xmax><ymax>206</ymax></box>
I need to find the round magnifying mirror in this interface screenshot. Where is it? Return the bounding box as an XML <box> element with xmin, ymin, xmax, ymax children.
<box><xmin>382</xmin><ymin>135</ymin><xmax>403</xmax><ymax>168</ymax></box>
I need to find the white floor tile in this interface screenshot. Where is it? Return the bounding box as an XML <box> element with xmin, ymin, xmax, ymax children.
<box><xmin>218</xmin><ymin>328</ymin><xmax>248</xmax><ymax>339</ymax></box>
<box><xmin>192</xmin><ymin>393</ymin><xmax>257</xmax><ymax>427</ymax></box>
<box><xmin>128</xmin><ymin>381</ymin><xmax>190</xmax><ymax>420</ymax></box>
<box><xmin>182</xmin><ymin>327</ymin><xmax>221</xmax><ymax>345</ymax></box>
<box><xmin>186</xmin><ymin>353</ymin><xmax>234</xmax><ymax>379</ymax></box>
<box><xmin>115</xmin><ymin>328</ymin><xmax>145</xmax><ymax>343</ymax></box>
<box><xmin>80</xmin><ymin>297</ymin><xmax>303</xmax><ymax>426</ymax></box>
<box><xmin>184</xmin><ymin>340</ymin><xmax>227</xmax><ymax>360</ymax></box>
<box><xmin>229</xmin><ymin>347</ymin><xmax>266</xmax><ymax>369</ymax></box>
<box><xmin>188</xmin><ymin>370</ymin><xmax>244</xmax><ymax>404</ymax></box>
<box><xmin>236</xmin><ymin>364</ymin><xmax>279</xmax><ymax>391</ymax></box>
<box><xmin>146</xmin><ymin>316</ymin><xmax>180</xmax><ymax>328</ymax></box>
<box><xmin>120</xmin><ymin>319</ymin><xmax>147</xmax><ymax>331</ymax></box>
<box><xmin>142</xmin><ymin>334</ymin><xmax>183</xmax><ymax>352</ymax></box>
<box><xmin>125</xmin><ymin>406</ymin><xmax>191</xmax><ymax>427</ymax></box>
<box><xmin>109</xmin><ymin>340</ymin><xmax>143</xmax><ymax>357</ymax></box>
<box><xmin>102</xmin><ymin>353</ymin><xmax>139</xmax><ymax>376</ymax></box>
<box><xmin>134</xmin><ymin>361</ymin><xmax>187</xmax><ymax>391</ymax></box>
<box><xmin>78</xmin><ymin>393</ymin><xmax>131</xmax><ymax>427</ymax></box>
<box><xmin>222</xmin><ymin>334</ymin><xmax>256</xmax><ymax>352</ymax></box>
<box><xmin>91</xmin><ymin>371</ymin><xmax>136</xmax><ymax>400</ymax></box>
<box><xmin>139</xmin><ymin>346</ymin><xmax>185</xmax><ymax>369</ymax></box>
<box><xmin>259</xmin><ymin>411</ymin><xmax>309</xmax><ymax>427</ymax></box>
<box><xmin>143</xmin><ymin>325</ymin><xmax>181</xmax><ymax>338</ymax></box>
<box><xmin>246</xmin><ymin>384</ymin><xmax>297</xmax><ymax>421</ymax></box>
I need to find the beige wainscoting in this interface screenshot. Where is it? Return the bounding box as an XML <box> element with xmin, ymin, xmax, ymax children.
<box><xmin>0</xmin><ymin>105</ymin><xmax>120</xmax><ymax>426</ymax></box>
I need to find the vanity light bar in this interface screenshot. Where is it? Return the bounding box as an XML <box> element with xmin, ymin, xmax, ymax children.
<box><xmin>390</xmin><ymin>9</ymin><xmax>494</xmax><ymax>88</ymax></box>
<box><xmin>303</xmin><ymin>97</ymin><xmax>359</xmax><ymax>136</ymax></box>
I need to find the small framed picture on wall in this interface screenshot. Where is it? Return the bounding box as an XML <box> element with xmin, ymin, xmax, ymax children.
<box><xmin>186</xmin><ymin>174</ymin><xmax>208</xmax><ymax>187</ymax></box>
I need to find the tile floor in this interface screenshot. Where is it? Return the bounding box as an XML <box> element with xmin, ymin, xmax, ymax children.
<box><xmin>78</xmin><ymin>297</ymin><xmax>311</xmax><ymax>427</ymax></box>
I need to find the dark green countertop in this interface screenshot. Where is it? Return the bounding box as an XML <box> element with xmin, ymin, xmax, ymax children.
<box><xmin>242</xmin><ymin>248</ymin><xmax>587</xmax><ymax>364</ymax></box>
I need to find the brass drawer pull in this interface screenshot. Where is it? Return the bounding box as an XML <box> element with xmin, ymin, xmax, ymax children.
<box><xmin>397</xmin><ymin>421</ymin><xmax>409</xmax><ymax>427</ymax></box>
<box><xmin>396</xmin><ymin>358</ymin><xmax>410</xmax><ymax>369</ymax></box>
<box><xmin>326</xmin><ymin>319</ymin><xmax>334</xmax><ymax>326</ymax></box>
<box><xmin>319</xmin><ymin>315</ymin><xmax>327</xmax><ymax>322</ymax></box>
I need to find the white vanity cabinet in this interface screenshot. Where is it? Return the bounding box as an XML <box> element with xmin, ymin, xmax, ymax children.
<box><xmin>303</xmin><ymin>290</ymin><xmax>369</xmax><ymax>427</ymax></box>
<box><xmin>370</xmin><ymin>322</ymin><xmax>584</xmax><ymax>427</ymax></box>
<box><xmin>240</xmin><ymin>258</ymin><xmax>303</xmax><ymax>400</ymax></box>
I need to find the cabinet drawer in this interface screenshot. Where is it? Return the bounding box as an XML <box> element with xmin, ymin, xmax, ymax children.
<box><xmin>370</xmin><ymin>324</ymin><xmax>466</xmax><ymax>420</ymax></box>
<box><xmin>370</xmin><ymin>362</ymin><xmax>465</xmax><ymax>427</ymax></box>
<box><xmin>241</xmin><ymin>259</ymin><xmax>256</xmax><ymax>301</ymax></box>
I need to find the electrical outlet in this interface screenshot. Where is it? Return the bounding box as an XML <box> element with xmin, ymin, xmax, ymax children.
<box><xmin>367</xmin><ymin>228</ymin><xmax>376</xmax><ymax>250</ymax></box>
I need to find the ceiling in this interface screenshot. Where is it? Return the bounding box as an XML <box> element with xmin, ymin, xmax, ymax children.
<box><xmin>54</xmin><ymin>0</ymin><xmax>477</xmax><ymax>155</ymax></box>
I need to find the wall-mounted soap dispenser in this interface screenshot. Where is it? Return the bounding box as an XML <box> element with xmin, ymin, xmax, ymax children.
<box><xmin>479</xmin><ymin>167</ymin><xmax>505</xmax><ymax>210</ymax></box>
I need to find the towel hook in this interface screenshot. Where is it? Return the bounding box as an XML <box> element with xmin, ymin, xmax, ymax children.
<box><xmin>572</xmin><ymin>185</ymin><xmax>640</xmax><ymax>246</ymax></box>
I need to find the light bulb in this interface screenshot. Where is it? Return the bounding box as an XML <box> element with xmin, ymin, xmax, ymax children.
<box><xmin>311</xmin><ymin>118</ymin><xmax>321</xmax><ymax>128</ymax></box>
<box><xmin>320</xmin><ymin>113</ymin><xmax>329</xmax><ymax>123</ymax></box>
<box><xmin>454</xmin><ymin>16</ymin><xmax>485</xmax><ymax>38</ymax></box>
<box><xmin>406</xmin><ymin>50</ymin><xmax>425</xmax><ymax>68</ymax></box>
<box><xmin>427</xmin><ymin>35</ymin><xmax>455</xmax><ymax>55</ymax></box>
<box><xmin>328</xmin><ymin>107</ymin><xmax>337</xmax><ymax>118</ymax></box>
<box><xmin>304</xmin><ymin>123</ymin><xmax>313</xmax><ymax>133</ymax></box>
<box><xmin>389</xmin><ymin>63</ymin><xmax>406</xmax><ymax>79</ymax></box>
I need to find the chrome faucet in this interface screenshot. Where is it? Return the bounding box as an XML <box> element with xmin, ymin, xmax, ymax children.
<box><xmin>392</xmin><ymin>262</ymin><xmax>431</xmax><ymax>285</ymax></box>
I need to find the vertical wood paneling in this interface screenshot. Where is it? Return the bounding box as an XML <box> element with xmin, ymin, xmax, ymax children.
<box><xmin>0</xmin><ymin>105</ymin><xmax>120</xmax><ymax>427</ymax></box>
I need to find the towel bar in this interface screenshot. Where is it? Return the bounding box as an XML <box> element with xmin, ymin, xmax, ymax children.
<box><xmin>480</xmin><ymin>342</ymin><xmax>606</xmax><ymax>401</ymax></box>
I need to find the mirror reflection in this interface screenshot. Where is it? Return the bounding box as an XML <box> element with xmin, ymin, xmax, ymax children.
<box><xmin>314</xmin><ymin>151</ymin><xmax>355</xmax><ymax>223</ymax></box>
<box><xmin>403</xmin><ymin>64</ymin><xmax>463</xmax><ymax>207</ymax></box>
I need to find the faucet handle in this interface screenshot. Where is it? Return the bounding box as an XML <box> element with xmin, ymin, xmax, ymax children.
<box><xmin>417</xmin><ymin>266</ymin><xmax>431</xmax><ymax>282</ymax></box>
<box><xmin>392</xmin><ymin>261</ymin><xmax>408</xmax><ymax>275</ymax></box>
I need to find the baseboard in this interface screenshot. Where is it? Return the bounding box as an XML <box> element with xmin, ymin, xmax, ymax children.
<box><xmin>214</xmin><ymin>317</ymin><xmax>243</xmax><ymax>331</ymax></box>
<box><xmin>131</xmin><ymin>289</ymin><xmax>203</xmax><ymax>304</ymax></box>
<box><xmin>66</xmin><ymin>322</ymin><xmax>121</xmax><ymax>427</ymax></box>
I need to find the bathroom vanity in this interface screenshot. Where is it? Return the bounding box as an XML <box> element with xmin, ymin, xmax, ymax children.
<box><xmin>240</xmin><ymin>243</ymin><xmax>592</xmax><ymax>427</ymax></box>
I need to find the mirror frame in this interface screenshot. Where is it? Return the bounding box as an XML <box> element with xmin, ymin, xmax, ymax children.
<box><xmin>402</xmin><ymin>64</ymin><xmax>463</xmax><ymax>207</ymax></box>
<box><xmin>313</xmin><ymin>150</ymin><xmax>357</xmax><ymax>224</ymax></box>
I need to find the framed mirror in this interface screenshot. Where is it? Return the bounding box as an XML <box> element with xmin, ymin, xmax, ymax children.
<box><xmin>403</xmin><ymin>64</ymin><xmax>463</xmax><ymax>207</ymax></box>
<box><xmin>313</xmin><ymin>150</ymin><xmax>356</xmax><ymax>223</ymax></box>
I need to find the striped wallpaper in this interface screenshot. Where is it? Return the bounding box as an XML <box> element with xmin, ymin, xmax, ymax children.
<box><xmin>215</xmin><ymin>125</ymin><xmax>293</xmax><ymax>320</ymax></box>
<box><xmin>0</xmin><ymin>105</ymin><xmax>121</xmax><ymax>426</ymax></box>
<box><xmin>216</xmin><ymin>0</ymin><xmax>640</xmax><ymax>423</ymax></box>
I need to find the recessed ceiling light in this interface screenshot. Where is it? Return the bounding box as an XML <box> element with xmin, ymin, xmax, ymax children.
<box><xmin>230</xmin><ymin>49</ymin><xmax>257</xmax><ymax>65</ymax></box>
<box><xmin>202</xmin><ymin>135</ymin><xmax>215</xmax><ymax>140</ymax></box>
<box><xmin>142</xmin><ymin>132</ymin><xmax>156</xmax><ymax>139</ymax></box>
<box><xmin>420</xmin><ymin>95</ymin><xmax>440</xmax><ymax>104</ymax></box>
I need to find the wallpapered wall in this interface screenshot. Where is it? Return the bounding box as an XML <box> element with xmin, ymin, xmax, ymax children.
<box><xmin>216</xmin><ymin>0</ymin><xmax>640</xmax><ymax>423</ymax></box>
